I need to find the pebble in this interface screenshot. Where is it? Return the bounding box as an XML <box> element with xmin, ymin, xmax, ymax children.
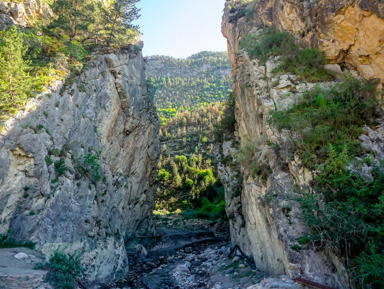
<box><xmin>226</xmin><ymin>267</ymin><xmax>235</xmax><ymax>274</ymax></box>
<box><xmin>232</xmin><ymin>256</ymin><xmax>240</xmax><ymax>262</ymax></box>
<box><xmin>185</xmin><ymin>254</ymin><xmax>194</xmax><ymax>262</ymax></box>
<box><xmin>176</xmin><ymin>263</ymin><xmax>190</xmax><ymax>273</ymax></box>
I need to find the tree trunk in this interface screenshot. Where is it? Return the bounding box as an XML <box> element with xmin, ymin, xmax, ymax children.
<box><xmin>107</xmin><ymin>2</ymin><xmax>122</xmax><ymax>47</ymax></box>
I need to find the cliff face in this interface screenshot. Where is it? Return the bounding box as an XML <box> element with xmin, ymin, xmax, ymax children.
<box><xmin>230</xmin><ymin>0</ymin><xmax>384</xmax><ymax>83</ymax></box>
<box><xmin>0</xmin><ymin>0</ymin><xmax>52</xmax><ymax>30</ymax></box>
<box><xmin>0</xmin><ymin>51</ymin><xmax>159</xmax><ymax>283</ymax></box>
<box><xmin>221</xmin><ymin>0</ymin><xmax>384</xmax><ymax>288</ymax></box>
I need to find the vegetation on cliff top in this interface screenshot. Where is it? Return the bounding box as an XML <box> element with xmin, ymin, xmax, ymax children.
<box><xmin>0</xmin><ymin>0</ymin><xmax>140</xmax><ymax>120</ymax></box>
<box><xmin>240</xmin><ymin>28</ymin><xmax>333</xmax><ymax>82</ymax></box>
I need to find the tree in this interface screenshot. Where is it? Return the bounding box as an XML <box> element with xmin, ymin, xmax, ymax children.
<box><xmin>49</xmin><ymin>0</ymin><xmax>88</xmax><ymax>41</ymax></box>
<box><xmin>0</xmin><ymin>26</ymin><xmax>33</xmax><ymax>108</ymax></box>
<box><xmin>104</xmin><ymin>0</ymin><xmax>140</xmax><ymax>47</ymax></box>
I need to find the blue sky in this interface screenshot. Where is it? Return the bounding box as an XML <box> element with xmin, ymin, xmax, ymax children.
<box><xmin>134</xmin><ymin>0</ymin><xmax>227</xmax><ymax>58</ymax></box>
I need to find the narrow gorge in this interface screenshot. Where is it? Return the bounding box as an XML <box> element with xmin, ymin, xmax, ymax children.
<box><xmin>0</xmin><ymin>0</ymin><xmax>383</xmax><ymax>289</ymax></box>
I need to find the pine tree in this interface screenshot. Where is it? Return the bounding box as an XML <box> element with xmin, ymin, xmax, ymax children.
<box><xmin>104</xmin><ymin>0</ymin><xmax>140</xmax><ymax>47</ymax></box>
<box><xmin>0</xmin><ymin>26</ymin><xmax>33</xmax><ymax>108</ymax></box>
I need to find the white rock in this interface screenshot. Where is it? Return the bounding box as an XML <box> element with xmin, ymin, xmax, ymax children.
<box><xmin>14</xmin><ymin>252</ymin><xmax>29</xmax><ymax>260</ymax></box>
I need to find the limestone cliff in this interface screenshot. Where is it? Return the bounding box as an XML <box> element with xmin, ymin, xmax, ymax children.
<box><xmin>220</xmin><ymin>0</ymin><xmax>384</xmax><ymax>288</ymax></box>
<box><xmin>0</xmin><ymin>50</ymin><xmax>159</xmax><ymax>284</ymax></box>
<box><xmin>0</xmin><ymin>0</ymin><xmax>52</xmax><ymax>30</ymax></box>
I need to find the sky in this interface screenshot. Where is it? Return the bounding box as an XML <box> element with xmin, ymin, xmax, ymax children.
<box><xmin>134</xmin><ymin>0</ymin><xmax>227</xmax><ymax>58</ymax></box>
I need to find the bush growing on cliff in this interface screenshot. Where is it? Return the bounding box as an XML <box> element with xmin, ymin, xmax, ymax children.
<box><xmin>298</xmin><ymin>148</ymin><xmax>384</xmax><ymax>288</ymax></box>
<box><xmin>236</xmin><ymin>139</ymin><xmax>272</xmax><ymax>180</ymax></box>
<box><xmin>270</xmin><ymin>74</ymin><xmax>378</xmax><ymax>168</ymax></box>
<box><xmin>240</xmin><ymin>28</ymin><xmax>333</xmax><ymax>82</ymax></box>
<box><xmin>270</xmin><ymin>75</ymin><xmax>383</xmax><ymax>287</ymax></box>
<box><xmin>214</xmin><ymin>92</ymin><xmax>236</xmax><ymax>141</ymax></box>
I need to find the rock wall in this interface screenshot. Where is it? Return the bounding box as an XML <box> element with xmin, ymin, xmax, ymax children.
<box><xmin>250</xmin><ymin>0</ymin><xmax>384</xmax><ymax>83</ymax></box>
<box><xmin>220</xmin><ymin>0</ymin><xmax>384</xmax><ymax>287</ymax></box>
<box><xmin>0</xmin><ymin>0</ymin><xmax>52</xmax><ymax>30</ymax></box>
<box><xmin>0</xmin><ymin>50</ymin><xmax>159</xmax><ymax>284</ymax></box>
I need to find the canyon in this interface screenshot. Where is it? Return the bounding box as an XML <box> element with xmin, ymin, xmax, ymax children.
<box><xmin>0</xmin><ymin>0</ymin><xmax>384</xmax><ymax>288</ymax></box>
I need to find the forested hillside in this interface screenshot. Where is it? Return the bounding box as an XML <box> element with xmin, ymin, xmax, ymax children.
<box><xmin>147</xmin><ymin>52</ymin><xmax>233</xmax><ymax>219</ymax></box>
<box><xmin>145</xmin><ymin>51</ymin><xmax>232</xmax><ymax>124</ymax></box>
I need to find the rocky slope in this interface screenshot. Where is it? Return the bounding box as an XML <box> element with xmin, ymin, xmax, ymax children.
<box><xmin>0</xmin><ymin>50</ymin><xmax>159</xmax><ymax>284</ymax></box>
<box><xmin>220</xmin><ymin>0</ymin><xmax>384</xmax><ymax>288</ymax></box>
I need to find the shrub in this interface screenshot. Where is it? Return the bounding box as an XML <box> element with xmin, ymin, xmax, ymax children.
<box><xmin>236</xmin><ymin>139</ymin><xmax>271</xmax><ymax>180</ymax></box>
<box><xmin>270</xmin><ymin>75</ymin><xmax>378</xmax><ymax>168</ymax></box>
<box><xmin>297</xmin><ymin>149</ymin><xmax>384</xmax><ymax>288</ymax></box>
<box><xmin>54</xmin><ymin>159</ymin><xmax>66</xmax><ymax>176</ymax></box>
<box><xmin>0</xmin><ymin>234</ymin><xmax>35</xmax><ymax>249</ymax></box>
<box><xmin>82</xmin><ymin>153</ymin><xmax>100</xmax><ymax>183</ymax></box>
<box><xmin>241</xmin><ymin>28</ymin><xmax>295</xmax><ymax>63</ymax></box>
<box><xmin>241</xmin><ymin>27</ymin><xmax>333</xmax><ymax>81</ymax></box>
<box><xmin>44</xmin><ymin>250</ymin><xmax>82</xmax><ymax>289</ymax></box>
<box><xmin>214</xmin><ymin>92</ymin><xmax>236</xmax><ymax>141</ymax></box>
<box><xmin>181</xmin><ymin>198</ymin><xmax>226</xmax><ymax>221</ymax></box>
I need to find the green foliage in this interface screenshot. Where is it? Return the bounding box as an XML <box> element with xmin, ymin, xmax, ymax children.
<box><xmin>0</xmin><ymin>26</ymin><xmax>34</xmax><ymax>114</ymax></box>
<box><xmin>54</xmin><ymin>159</ymin><xmax>66</xmax><ymax>176</ymax></box>
<box><xmin>73</xmin><ymin>152</ymin><xmax>101</xmax><ymax>184</ymax></box>
<box><xmin>80</xmin><ymin>152</ymin><xmax>101</xmax><ymax>184</ymax></box>
<box><xmin>155</xmin><ymin>148</ymin><xmax>226</xmax><ymax>220</ymax></box>
<box><xmin>0</xmin><ymin>234</ymin><xmax>35</xmax><ymax>249</ymax></box>
<box><xmin>44</xmin><ymin>250</ymin><xmax>82</xmax><ymax>289</ymax></box>
<box><xmin>275</xmin><ymin>76</ymin><xmax>384</xmax><ymax>287</ymax></box>
<box><xmin>146</xmin><ymin>51</ymin><xmax>232</xmax><ymax>123</ymax></box>
<box><xmin>241</xmin><ymin>28</ymin><xmax>294</xmax><ymax>63</ymax></box>
<box><xmin>214</xmin><ymin>92</ymin><xmax>236</xmax><ymax>141</ymax></box>
<box><xmin>240</xmin><ymin>28</ymin><xmax>333</xmax><ymax>81</ymax></box>
<box><xmin>181</xmin><ymin>198</ymin><xmax>226</xmax><ymax>220</ymax></box>
<box><xmin>270</xmin><ymin>75</ymin><xmax>378</xmax><ymax>168</ymax></box>
<box><xmin>152</xmin><ymin>53</ymin><xmax>230</xmax><ymax>221</ymax></box>
<box><xmin>298</xmin><ymin>149</ymin><xmax>384</xmax><ymax>288</ymax></box>
<box><xmin>48</xmin><ymin>0</ymin><xmax>139</xmax><ymax>47</ymax></box>
<box><xmin>275</xmin><ymin>48</ymin><xmax>333</xmax><ymax>82</ymax></box>
<box><xmin>156</xmin><ymin>169</ymin><xmax>171</xmax><ymax>183</ymax></box>
<box><xmin>237</xmin><ymin>139</ymin><xmax>271</xmax><ymax>180</ymax></box>
<box><xmin>354</xmin><ymin>243</ymin><xmax>384</xmax><ymax>288</ymax></box>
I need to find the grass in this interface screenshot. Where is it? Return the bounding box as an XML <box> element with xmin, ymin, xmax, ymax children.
<box><xmin>240</xmin><ymin>27</ymin><xmax>334</xmax><ymax>82</ymax></box>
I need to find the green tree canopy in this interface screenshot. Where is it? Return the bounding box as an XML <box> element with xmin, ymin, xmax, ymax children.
<box><xmin>0</xmin><ymin>26</ymin><xmax>33</xmax><ymax>109</ymax></box>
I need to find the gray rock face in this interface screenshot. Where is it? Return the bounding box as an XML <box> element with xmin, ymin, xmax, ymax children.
<box><xmin>221</xmin><ymin>4</ymin><xmax>352</xmax><ymax>288</ymax></box>
<box><xmin>0</xmin><ymin>51</ymin><xmax>159</xmax><ymax>284</ymax></box>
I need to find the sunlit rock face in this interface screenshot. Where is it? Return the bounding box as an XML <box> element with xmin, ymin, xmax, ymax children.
<box><xmin>251</xmin><ymin>0</ymin><xmax>384</xmax><ymax>83</ymax></box>
<box><xmin>0</xmin><ymin>0</ymin><xmax>52</xmax><ymax>30</ymax></box>
<box><xmin>0</xmin><ymin>50</ymin><xmax>159</xmax><ymax>284</ymax></box>
<box><xmin>220</xmin><ymin>0</ymin><xmax>384</xmax><ymax>288</ymax></box>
